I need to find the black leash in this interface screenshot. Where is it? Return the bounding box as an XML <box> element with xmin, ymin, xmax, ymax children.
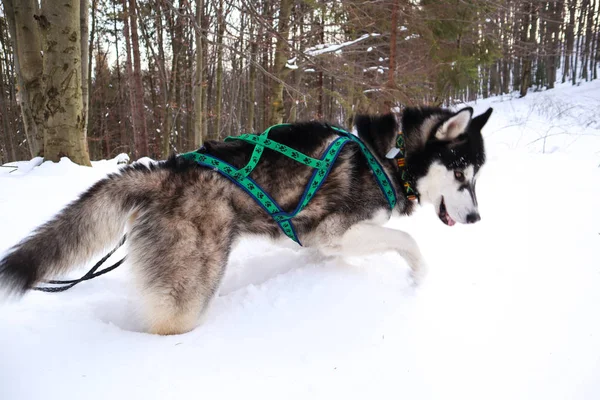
<box><xmin>33</xmin><ymin>235</ymin><xmax>127</xmax><ymax>293</ymax></box>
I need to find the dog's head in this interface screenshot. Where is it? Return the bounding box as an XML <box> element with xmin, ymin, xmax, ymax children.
<box><xmin>355</xmin><ymin>106</ymin><xmax>492</xmax><ymax>226</ymax></box>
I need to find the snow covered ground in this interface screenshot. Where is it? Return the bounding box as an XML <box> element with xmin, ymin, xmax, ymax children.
<box><xmin>1</xmin><ymin>82</ymin><xmax>599</xmax><ymax>400</ymax></box>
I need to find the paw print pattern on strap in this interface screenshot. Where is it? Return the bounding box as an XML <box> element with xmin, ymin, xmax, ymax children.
<box><xmin>180</xmin><ymin>123</ymin><xmax>398</xmax><ymax>244</ymax></box>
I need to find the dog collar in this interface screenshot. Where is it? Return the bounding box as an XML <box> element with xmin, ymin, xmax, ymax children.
<box><xmin>387</xmin><ymin>132</ymin><xmax>418</xmax><ymax>202</ymax></box>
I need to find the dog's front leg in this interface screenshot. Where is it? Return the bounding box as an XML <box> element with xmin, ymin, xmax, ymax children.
<box><xmin>320</xmin><ymin>223</ymin><xmax>427</xmax><ymax>284</ymax></box>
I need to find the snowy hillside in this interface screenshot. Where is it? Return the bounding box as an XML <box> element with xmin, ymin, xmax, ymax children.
<box><xmin>1</xmin><ymin>82</ymin><xmax>599</xmax><ymax>400</ymax></box>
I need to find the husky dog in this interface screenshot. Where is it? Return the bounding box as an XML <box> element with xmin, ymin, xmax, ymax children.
<box><xmin>0</xmin><ymin>106</ymin><xmax>492</xmax><ymax>335</ymax></box>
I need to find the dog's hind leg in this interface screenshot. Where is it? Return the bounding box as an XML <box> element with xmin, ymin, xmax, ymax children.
<box><xmin>128</xmin><ymin>212</ymin><xmax>234</xmax><ymax>335</ymax></box>
<box><xmin>320</xmin><ymin>223</ymin><xmax>427</xmax><ymax>284</ymax></box>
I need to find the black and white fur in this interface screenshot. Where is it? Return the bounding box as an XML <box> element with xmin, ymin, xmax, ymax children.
<box><xmin>0</xmin><ymin>106</ymin><xmax>492</xmax><ymax>335</ymax></box>
<box><xmin>402</xmin><ymin>106</ymin><xmax>491</xmax><ymax>226</ymax></box>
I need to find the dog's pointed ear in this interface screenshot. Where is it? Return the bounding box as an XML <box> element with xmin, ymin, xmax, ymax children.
<box><xmin>435</xmin><ymin>107</ymin><xmax>473</xmax><ymax>141</ymax></box>
<box><xmin>354</xmin><ymin>114</ymin><xmax>399</xmax><ymax>159</ymax></box>
<box><xmin>470</xmin><ymin>107</ymin><xmax>493</xmax><ymax>132</ymax></box>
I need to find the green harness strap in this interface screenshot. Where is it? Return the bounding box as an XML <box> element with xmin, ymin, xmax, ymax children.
<box><xmin>180</xmin><ymin>124</ymin><xmax>397</xmax><ymax>245</ymax></box>
<box><xmin>330</xmin><ymin>126</ymin><xmax>397</xmax><ymax>208</ymax></box>
<box><xmin>224</xmin><ymin>124</ymin><xmax>329</xmax><ymax>179</ymax></box>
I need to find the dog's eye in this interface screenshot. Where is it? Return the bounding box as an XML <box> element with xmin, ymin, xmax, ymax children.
<box><xmin>454</xmin><ymin>170</ymin><xmax>465</xmax><ymax>182</ymax></box>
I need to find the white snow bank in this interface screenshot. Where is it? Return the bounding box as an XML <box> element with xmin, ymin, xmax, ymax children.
<box><xmin>0</xmin><ymin>81</ymin><xmax>599</xmax><ymax>400</ymax></box>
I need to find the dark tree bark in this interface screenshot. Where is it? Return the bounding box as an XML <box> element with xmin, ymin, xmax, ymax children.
<box><xmin>214</xmin><ymin>0</ymin><xmax>225</xmax><ymax>138</ymax></box>
<box><xmin>581</xmin><ymin>0</ymin><xmax>595</xmax><ymax>81</ymax></box>
<box><xmin>563</xmin><ymin>0</ymin><xmax>576</xmax><ymax>83</ymax></box>
<box><xmin>0</xmin><ymin>47</ymin><xmax>16</xmax><ymax>161</ymax></box>
<box><xmin>193</xmin><ymin>0</ymin><xmax>204</xmax><ymax>147</ymax></box>
<box><xmin>520</xmin><ymin>2</ymin><xmax>537</xmax><ymax>97</ymax></box>
<box><xmin>268</xmin><ymin>0</ymin><xmax>293</xmax><ymax>125</ymax></box>
<box><xmin>247</xmin><ymin>19</ymin><xmax>258</xmax><ymax>132</ymax></box>
<box><xmin>572</xmin><ymin>0</ymin><xmax>587</xmax><ymax>85</ymax></box>
<box><xmin>122</xmin><ymin>0</ymin><xmax>137</xmax><ymax>155</ymax></box>
<box><xmin>112</xmin><ymin>0</ymin><xmax>125</xmax><ymax>153</ymax></box>
<box><xmin>128</xmin><ymin>0</ymin><xmax>149</xmax><ymax>157</ymax></box>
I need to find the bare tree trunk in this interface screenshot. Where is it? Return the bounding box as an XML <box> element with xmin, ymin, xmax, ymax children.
<box><xmin>233</xmin><ymin>12</ymin><xmax>245</xmax><ymax>134</ymax></box>
<box><xmin>84</xmin><ymin>0</ymin><xmax>98</xmax><ymax>145</ymax></box>
<box><xmin>546</xmin><ymin>1</ymin><xmax>562</xmax><ymax>89</ymax></box>
<box><xmin>0</xmin><ymin>52</ymin><xmax>16</xmax><ymax>161</ymax></box>
<box><xmin>388</xmin><ymin>0</ymin><xmax>399</xmax><ymax>89</ymax></box>
<box><xmin>500</xmin><ymin>5</ymin><xmax>510</xmax><ymax>93</ymax></box>
<box><xmin>0</xmin><ymin>16</ymin><xmax>16</xmax><ymax>162</ymax></box>
<box><xmin>268</xmin><ymin>0</ymin><xmax>293</xmax><ymax>125</ymax></box>
<box><xmin>593</xmin><ymin>1</ymin><xmax>600</xmax><ymax>80</ymax></box>
<box><xmin>193</xmin><ymin>0</ymin><xmax>204</xmax><ymax>148</ymax></box>
<box><xmin>247</xmin><ymin>21</ymin><xmax>258</xmax><ymax>132</ymax></box>
<box><xmin>173</xmin><ymin>2</ymin><xmax>185</xmax><ymax>151</ymax></box>
<box><xmin>572</xmin><ymin>0</ymin><xmax>587</xmax><ymax>85</ymax></box>
<box><xmin>200</xmin><ymin>0</ymin><xmax>209</xmax><ymax>141</ymax></box>
<box><xmin>520</xmin><ymin>2</ymin><xmax>535</xmax><ymax>97</ymax></box>
<box><xmin>317</xmin><ymin>3</ymin><xmax>325</xmax><ymax>118</ymax></box>
<box><xmin>512</xmin><ymin>3</ymin><xmax>522</xmax><ymax>90</ymax></box>
<box><xmin>564</xmin><ymin>0</ymin><xmax>576</xmax><ymax>83</ymax></box>
<box><xmin>215</xmin><ymin>0</ymin><xmax>225</xmax><ymax>139</ymax></box>
<box><xmin>122</xmin><ymin>0</ymin><xmax>137</xmax><ymax>155</ymax></box>
<box><xmin>582</xmin><ymin>0</ymin><xmax>595</xmax><ymax>81</ymax></box>
<box><xmin>160</xmin><ymin>1</ymin><xmax>183</xmax><ymax>157</ymax></box>
<box><xmin>490</xmin><ymin>63</ymin><xmax>500</xmax><ymax>95</ymax></box>
<box><xmin>482</xmin><ymin>66</ymin><xmax>489</xmax><ymax>98</ymax></box>
<box><xmin>81</xmin><ymin>0</ymin><xmax>90</xmax><ymax>148</ymax></box>
<box><xmin>113</xmin><ymin>0</ymin><xmax>125</xmax><ymax>153</ymax></box>
<box><xmin>185</xmin><ymin>34</ymin><xmax>194</xmax><ymax>149</ymax></box>
<box><xmin>535</xmin><ymin>5</ymin><xmax>547</xmax><ymax>88</ymax></box>
<box><xmin>2</xmin><ymin>0</ymin><xmax>44</xmax><ymax>157</ymax></box>
<box><xmin>147</xmin><ymin>1</ymin><xmax>168</xmax><ymax>156</ymax></box>
<box><xmin>128</xmin><ymin>0</ymin><xmax>149</xmax><ymax>157</ymax></box>
<box><xmin>261</xmin><ymin>0</ymin><xmax>271</xmax><ymax>128</ymax></box>
<box><xmin>289</xmin><ymin>5</ymin><xmax>304</xmax><ymax>123</ymax></box>
<box><xmin>530</xmin><ymin>2</ymin><xmax>539</xmax><ymax>87</ymax></box>
<box><xmin>41</xmin><ymin>0</ymin><xmax>91</xmax><ymax>165</ymax></box>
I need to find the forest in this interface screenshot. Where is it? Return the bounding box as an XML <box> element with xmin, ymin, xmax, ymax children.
<box><xmin>0</xmin><ymin>0</ymin><xmax>598</xmax><ymax>164</ymax></box>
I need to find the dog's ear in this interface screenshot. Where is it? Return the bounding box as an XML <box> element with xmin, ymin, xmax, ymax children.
<box><xmin>354</xmin><ymin>114</ymin><xmax>399</xmax><ymax>159</ymax></box>
<box><xmin>470</xmin><ymin>107</ymin><xmax>493</xmax><ymax>132</ymax></box>
<box><xmin>435</xmin><ymin>107</ymin><xmax>473</xmax><ymax>141</ymax></box>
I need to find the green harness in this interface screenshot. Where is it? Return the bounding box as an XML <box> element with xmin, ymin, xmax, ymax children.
<box><xmin>180</xmin><ymin>124</ymin><xmax>397</xmax><ymax>245</ymax></box>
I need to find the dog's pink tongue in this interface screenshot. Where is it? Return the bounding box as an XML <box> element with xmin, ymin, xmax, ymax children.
<box><xmin>447</xmin><ymin>215</ymin><xmax>456</xmax><ymax>226</ymax></box>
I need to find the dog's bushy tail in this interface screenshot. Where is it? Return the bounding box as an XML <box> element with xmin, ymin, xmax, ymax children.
<box><xmin>0</xmin><ymin>164</ymin><xmax>161</xmax><ymax>296</ymax></box>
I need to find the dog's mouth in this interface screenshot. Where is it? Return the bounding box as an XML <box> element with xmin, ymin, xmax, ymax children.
<box><xmin>438</xmin><ymin>197</ymin><xmax>456</xmax><ymax>226</ymax></box>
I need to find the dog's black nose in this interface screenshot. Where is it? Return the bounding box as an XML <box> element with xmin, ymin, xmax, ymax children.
<box><xmin>466</xmin><ymin>213</ymin><xmax>481</xmax><ymax>224</ymax></box>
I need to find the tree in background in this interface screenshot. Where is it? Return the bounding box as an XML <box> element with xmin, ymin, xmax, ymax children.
<box><xmin>0</xmin><ymin>0</ymin><xmax>599</xmax><ymax>164</ymax></box>
<box><xmin>2</xmin><ymin>0</ymin><xmax>91</xmax><ymax>165</ymax></box>
<box><xmin>2</xmin><ymin>0</ymin><xmax>45</xmax><ymax>158</ymax></box>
